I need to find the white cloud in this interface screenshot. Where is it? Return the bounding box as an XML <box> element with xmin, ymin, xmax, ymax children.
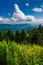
<box><xmin>30</xmin><ymin>19</ymin><xmax>43</xmax><ymax>24</ymax></box>
<box><xmin>32</xmin><ymin>7</ymin><xmax>43</xmax><ymax>12</ymax></box>
<box><xmin>0</xmin><ymin>17</ymin><xmax>3</xmax><ymax>21</ymax></box>
<box><xmin>0</xmin><ymin>4</ymin><xmax>43</xmax><ymax>24</ymax></box>
<box><xmin>37</xmin><ymin>19</ymin><xmax>43</xmax><ymax>23</ymax></box>
<box><xmin>25</xmin><ymin>3</ymin><xmax>29</xmax><ymax>6</ymax></box>
<box><xmin>12</xmin><ymin>4</ymin><xmax>36</xmax><ymax>22</ymax></box>
<box><xmin>0</xmin><ymin>17</ymin><xmax>11</xmax><ymax>24</ymax></box>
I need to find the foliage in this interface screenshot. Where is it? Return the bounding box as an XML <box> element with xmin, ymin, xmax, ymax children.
<box><xmin>0</xmin><ymin>25</ymin><xmax>43</xmax><ymax>45</ymax></box>
<box><xmin>0</xmin><ymin>41</ymin><xmax>43</xmax><ymax>65</ymax></box>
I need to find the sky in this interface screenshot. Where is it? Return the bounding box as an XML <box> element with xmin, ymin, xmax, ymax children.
<box><xmin>0</xmin><ymin>0</ymin><xmax>43</xmax><ymax>24</ymax></box>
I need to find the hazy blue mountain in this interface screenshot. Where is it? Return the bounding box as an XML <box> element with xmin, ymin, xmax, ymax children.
<box><xmin>0</xmin><ymin>24</ymin><xmax>33</xmax><ymax>31</ymax></box>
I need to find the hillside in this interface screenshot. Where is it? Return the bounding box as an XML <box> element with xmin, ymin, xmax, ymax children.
<box><xmin>0</xmin><ymin>24</ymin><xmax>33</xmax><ymax>31</ymax></box>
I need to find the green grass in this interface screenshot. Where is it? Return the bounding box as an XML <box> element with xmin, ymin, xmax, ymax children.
<box><xmin>0</xmin><ymin>41</ymin><xmax>43</xmax><ymax>65</ymax></box>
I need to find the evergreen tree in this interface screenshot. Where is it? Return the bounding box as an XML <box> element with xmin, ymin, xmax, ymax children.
<box><xmin>10</xmin><ymin>32</ymin><xmax>15</xmax><ymax>41</ymax></box>
<box><xmin>38</xmin><ymin>24</ymin><xmax>41</xmax><ymax>33</ymax></box>
<box><xmin>31</xmin><ymin>30</ymin><xmax>39</xmax><ymax>45</ymax></box>
<box><xmin>20</xmin><ymin>30</ymin><xmax>26</xmax><ymax>44</ymax></box>
<box><xmin>0</xmin><ymin>32</ymin><xmax>3</xmax><ymax>41</ymax></box>
<box><xmin>15</xmin><ymin>30</ymin><xmax>20</xmax><ymax>43</ymax></box>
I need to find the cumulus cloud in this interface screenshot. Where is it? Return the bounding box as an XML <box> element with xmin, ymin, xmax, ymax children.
<box><xmin>0</xmin><ymin>17</ymin><xmax>11</xmax><ymax>24</ymax></box>
<box><xmin>0</xmin><ymin>4</ymin><xmax>43</xmax><ymax>24</ymax></box>
<box><xmin>30</xmin><ymin>19</ymin><xmax>43</xmax><ymax>24</ymax></box>
<box><xmin>37</xmin><ymin>19</ymin><xmax>43</xmax><ymax>24</ymax></box>
<box><xmin>32</xmin><ymin>7</ymin><xmax>43</xmax><ymax>12</ymax></box>
<box><xmin>12</xmin><ymin>4</ymin><xmax>36</xmax><ymax>22</ymax></box>
<box><xmin>0</xmin><ymin>17</ymin><xmax>3</xmax><ymax>21</ymax></box>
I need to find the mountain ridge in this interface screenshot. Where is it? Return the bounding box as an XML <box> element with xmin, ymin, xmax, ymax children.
<box><xmin>0</xmin><ymin>24</ymin><xmax>33</xmax><ymax>31</ymax></box>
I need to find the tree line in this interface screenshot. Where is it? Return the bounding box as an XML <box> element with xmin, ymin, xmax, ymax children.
<box><xmin>0</xmin><ymin>25</ymin><xmax>43</xmax><ymax>46</ymax></box>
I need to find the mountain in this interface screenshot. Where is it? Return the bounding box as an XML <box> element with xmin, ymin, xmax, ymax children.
<box><xmin>0</xmin><ymin>24</ymin><xmax>33</xmax><ymax>31</ymax></box>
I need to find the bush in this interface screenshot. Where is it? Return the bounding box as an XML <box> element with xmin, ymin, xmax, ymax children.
<box><xmin>0</xmin><ymin>41</ymin><xmax>43</xmax><ymax>65</ymax></box>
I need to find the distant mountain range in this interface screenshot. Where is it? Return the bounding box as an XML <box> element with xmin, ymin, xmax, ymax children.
<box><xmin>0</xmin><ymin>24</ymin><xmax>33</xmax><ymax>31</ymax></box>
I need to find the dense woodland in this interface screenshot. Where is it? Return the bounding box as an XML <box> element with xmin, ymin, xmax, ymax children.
<box><xmin>0</xmin><ymin>24</ymin><xmax>43</xmax><ymax>46</ymax></box>
<box><xmin>0</xmin><ymin>25</ymin><xmax>43</xmax><ymax>65</ymax></box>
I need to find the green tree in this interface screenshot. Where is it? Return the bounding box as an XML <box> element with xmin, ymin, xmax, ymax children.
<box><xmin>20</xmin><ymin>30</ymin><xmax>26</xmax><ymax>44</ymax></box>
<box><xmin>38</xmin><ymin>24</ymin><xmax>42</xmax><ymax>33</ymax></box>
<box><xmin>31</xmin><ymin>30</ymin><xmax>39</xmax><ymax>45</ymax></box>
<box><xmin>0</xmin><ymin>32</ymin><xmax>3</xmax><ymax>41</ymax></box>
<box><xmin>6</xmin><ymin>30</ymin><xmax>15</xmax><ymax>42</ymax></box>
<box><xmin>15</xmin><ymin>30</ymin><xmax>20</xmax><ymax>43</ymax></box>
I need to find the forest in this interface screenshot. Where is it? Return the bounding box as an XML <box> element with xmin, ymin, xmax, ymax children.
<box><xmin>0</xmin><ymin>24</ymin><xmax>43</xmax><ymax>65</ymax></box>
<box><xmin>0</xmin><ymin>24</ymin><xmax>43</xmax><ymax>46</ymax></box>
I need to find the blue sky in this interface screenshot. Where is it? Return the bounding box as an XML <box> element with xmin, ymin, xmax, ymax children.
<box><xmin>0</xmin><ymin>0</ymin><xmax>43</xmax><ymax>24</ymax></box>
